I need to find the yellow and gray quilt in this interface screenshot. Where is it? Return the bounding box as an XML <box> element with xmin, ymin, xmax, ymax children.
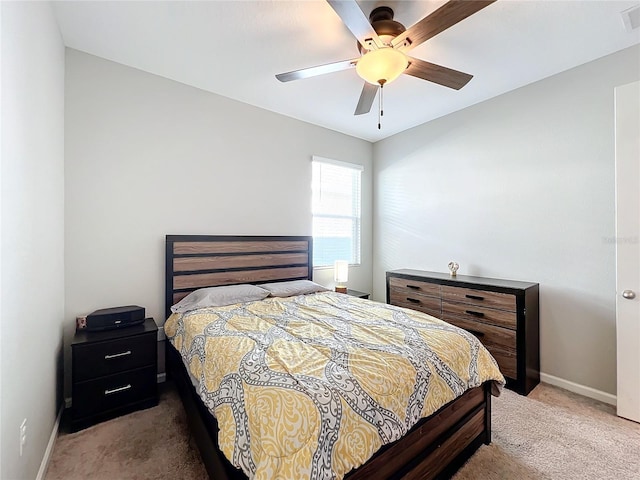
<box><xmin>165</xmin><ymin>292</ymin><xmax>504</xmax><ymax>480</ymax></box>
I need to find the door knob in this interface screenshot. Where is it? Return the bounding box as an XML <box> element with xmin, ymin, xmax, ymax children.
<box><xmin>622</xmin><ymin>290</ymin><xmax>636</xmax><ymax>299</ymax></box>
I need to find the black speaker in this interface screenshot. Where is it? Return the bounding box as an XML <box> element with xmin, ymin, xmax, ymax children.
<box><xmin>82</xmin><ymin>305</ymin><xmax>146</xmax><ymax>331</ymax></box>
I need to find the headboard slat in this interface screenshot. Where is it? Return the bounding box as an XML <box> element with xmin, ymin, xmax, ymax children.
<box><xmin>173</xmin><ymin>266</ymin><xmax>310</xmax><ymax>290</ymax></box>
<box><xmin>174</xmin><ymin>253</ymin><xmax>308</xmax><ymax>272</ymax></box>
<box><xmin>174</xmin><ymin>240</ymin><xmax>309</xmax><ymax>255</ymax></box>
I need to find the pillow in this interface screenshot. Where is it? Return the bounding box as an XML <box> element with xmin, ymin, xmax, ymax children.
<box><xmin>259</xmin><ymin>280</ymin><xmax>329</xmax><ymax>298</ymax></box>
<box><xmin>171</xmin><ymin>284</ymin><xmax>270</xmax><ymax>313</ymax></box>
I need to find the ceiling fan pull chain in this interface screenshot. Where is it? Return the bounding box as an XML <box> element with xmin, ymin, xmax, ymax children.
<box><xmin>378</xmin><ymin>88</ymin><xmax>381</xmax><ymax>130</ymax></box>
<box><xmin>378</xmin><ymin>82</ymin><xmax>384</xmax><ymax>130</ymax></box>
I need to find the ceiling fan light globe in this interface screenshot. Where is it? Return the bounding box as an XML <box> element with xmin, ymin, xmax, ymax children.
<box><xmin>356</xmin><ymin>47</ymin><xmax>408</xmax><ymax>85</ymax></box>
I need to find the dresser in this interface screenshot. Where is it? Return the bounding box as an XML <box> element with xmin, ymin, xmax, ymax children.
<box><xmin>71</xmin><ymin>318</ymin><xmax>159</xmax><ymax>431</ymax></box>
<box><xmin>387</xmin><ymin>269</ymin><xmax>539</xmax><ymax>395</ymax></box>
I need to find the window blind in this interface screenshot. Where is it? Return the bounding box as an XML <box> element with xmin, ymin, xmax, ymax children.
<box><xmin>312</xmin><ymin>157</ymin><xmax>362</xmax><ymax>267</ymax></box>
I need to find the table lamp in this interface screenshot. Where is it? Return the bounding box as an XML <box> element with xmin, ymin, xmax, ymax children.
<box><xmin>334</xmin><ymin>260</ymin><xmax>349</xmax><ymax>293</ymax></box>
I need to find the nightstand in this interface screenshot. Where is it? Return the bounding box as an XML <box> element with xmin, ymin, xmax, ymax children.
<box><xmin>71</xmin><ymin>318</ymin><xmax>158</xmax><ymax>431</ymax></box>
<box><xmin>346</xmin><ymin>289</ymin><xmax>370</xmax><ymax>299</ymax></box>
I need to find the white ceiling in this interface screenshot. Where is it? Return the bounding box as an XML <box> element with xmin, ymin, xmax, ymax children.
<box><xmin>52</xmin><ymin>0</ymin><xmax>640</xmax><ymax>142</ymax></box>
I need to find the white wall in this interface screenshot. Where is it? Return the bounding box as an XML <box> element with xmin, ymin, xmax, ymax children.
<box><xmin>1</xmin><ymin>2</ymin><xmax>65</xmax><ymax>479</ymax></box>
<box><xmin>1</xmin><ymin>5</ymin><xmax>4</xmax><ymax>474</ymax></box>
<box><xmin>373</xmin><ymin>45</ymin><xmax>640</xmax><ymax>396</ymax></box>
<box><xmin>64</xmin><ymin>49</ymin><xmax>372</xmax><ymax>394</ymax></box>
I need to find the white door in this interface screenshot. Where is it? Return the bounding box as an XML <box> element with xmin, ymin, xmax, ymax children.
<box><xmin>615</xmin><ymin>80</ymin><xmax>640</xmax><ymax>423</ymax></box>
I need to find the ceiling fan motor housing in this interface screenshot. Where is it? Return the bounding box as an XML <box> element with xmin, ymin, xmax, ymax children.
<box><xmin>358</xmin><ymin>6</ymin><xmax>406</xmax><ymax>54</ymax></box>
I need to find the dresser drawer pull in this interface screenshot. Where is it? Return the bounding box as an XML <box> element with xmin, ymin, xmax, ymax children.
<box><xmin>104</xmin><ymin>384</ymin><xmax>132</xmax><ymax>396</ymax></box>
<box><xmin>467</xmin><ymin>329</ymin><xmax>485</xmax><ymax>338</ymax></box>
<box><xmin>407</xmin><ymin>285</ymin><xmax>420</xmax><ymax>290</ymax></box>
<box><xmin>465</xmin><ymin>294</ymin><xmax>484</xmax><ymax>301</ymax></box>
<box><xmin>104</xmin><ymin>350</ymin><xmax>132</xmax><ymax>360</ymax></box>
<box><xmin>406</xmin><ymin>298</ymin><xmax>421</xmax><ymax>304</ymax></box>
<box><xmin>465</xmin><ymin>310</ymin><xmax>485</xmax><ymax>318</ymax></box>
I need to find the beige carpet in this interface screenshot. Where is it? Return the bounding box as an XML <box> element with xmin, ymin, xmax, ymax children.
<box><xmin>454</xmin><ymin>385</ymin><xmax>640</xmax><ymax>479</ymax></box>
<box><xmin>46</xmin><ymin>383</ymin><xmax>640</xmax><ymax>480</ymax></box>
<box><xmin>46</xmin><ymin>386</ymin><xmax>207</xmax><ymax>480</ymax></box>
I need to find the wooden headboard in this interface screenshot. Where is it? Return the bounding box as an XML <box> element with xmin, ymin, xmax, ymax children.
<box><xmin>165</xmin><ymin>235</ymin><xmax>313</xmax><ymax>319</ymax></box>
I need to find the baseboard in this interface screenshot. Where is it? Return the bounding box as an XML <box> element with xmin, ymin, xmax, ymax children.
<box><xmin>36</xmin><ymin>404</ymin><xmax>64</xmax><ymax>480</ymax></box>
<box><xmin>540</xmin><ymin>372</ymin><xmax>617</xmax><ymax>406</ymax></box>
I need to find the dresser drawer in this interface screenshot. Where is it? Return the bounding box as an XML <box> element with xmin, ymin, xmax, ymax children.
<box><xmin>389</xmin><ymin>277</ymin><xmax>440</xmax><ymax>297</ymax></box>
<box><xmin>73</xmin><ymin>332</ymin><xmax>156</xmax><ymax>382</ymax></box>
<box><xmin>441</xmin><ymin>301</ymin><xmax>517</xmax><ymax>330</ymax></box>
<box><xmin>72</xmin><ymin>365</ymin><xmax>157</xmax><ymax>420</ymax></box>
<box><xmin>442</xmin><ymin>316</ymin><xmax>517</xmax><ymax>379</ymax></box>
<box><xmin>442</xmin><ymin>286</ymin><xmax>516</xmax><ymax>312</ymax></box>
<box><xmin>390</xmin><ymin>290</ymin><xmax>441</xmax><ymax>317</ymax></box>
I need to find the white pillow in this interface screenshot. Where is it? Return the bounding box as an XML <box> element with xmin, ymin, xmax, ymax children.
<box><xmin>259</xmin><ymin>280</ymin><xmax>329</xmax><ymax>298</ymax></box>
<box><xmin>171</xmin><ymin>284</ymin><xmax>270</xmax><ymax>313</ymax></box>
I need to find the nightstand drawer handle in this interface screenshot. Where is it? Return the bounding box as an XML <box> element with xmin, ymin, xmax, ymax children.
<box><xmin>407</xmin><ymin>285</ymin><xmax>420</xmax><ymax>290</ymax></box>
<box><xmin>105</xmin><ymin>384</ymin><xmax>132</xmax><ymax>395</ymax></box>
<box><xmin>466</xmin><ymin>310</ymin><xmax>485</xmax><ymax>318</ymax></box>
<box><xmin>407</xmin><ymin>298</ymin><xmax>420</xmax><ymax>304</ymax></box>
<box><xmin>465</xmin><ymin>294</ymin><xmax>484</xmax><ymax>301</ymax></box>
<box><xmin>104</xmin><ymin>350</ymin><xmax>132</xmax><ymax>360</ymax></box>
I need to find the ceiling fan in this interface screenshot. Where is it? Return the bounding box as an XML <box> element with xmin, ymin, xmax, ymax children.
<box><xmin>276</xmin><ymin>0</ymin><xmax>497</xmax><ymax>120</ymax></box>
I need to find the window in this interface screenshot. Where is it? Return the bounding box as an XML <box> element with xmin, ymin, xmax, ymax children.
<box><xmin>312</xmin><ymin>156</ymin><xmax>362</xmax><ymax>267</ymax></box>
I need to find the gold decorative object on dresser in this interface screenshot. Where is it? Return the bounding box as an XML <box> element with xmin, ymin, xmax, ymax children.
<box><xmin>387</xmin><ymin>269</ymin><xmax>539</xmax><ymax>395</ymax></box>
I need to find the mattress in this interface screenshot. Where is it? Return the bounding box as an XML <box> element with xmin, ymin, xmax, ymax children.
<box><xmin>165</xmin><ymin>292</ymin><xmax>504</xmax><ymax>480</ymax></box>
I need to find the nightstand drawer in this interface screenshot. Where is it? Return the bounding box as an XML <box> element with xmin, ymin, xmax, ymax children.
<box><xmin>441</xmin><ymin>301</ymin><xmax>517</xmax><ymax>330</ymax></box>
<box><xmin>442</xmin><ymin>286</ymin><xmax>516</xmax><ymax>312</ymax></box>
<box><xmin>72</xmin><ymin>365</ymin><xmax>157</xmax><ymax>420</ymax></box>
<box><xmin>390</xmin><ymin>289</ymin><xmax>441</xmax><ymax>317</ymax></box>
<box><xmin>442</xmin><ymin>316</ymin><xmax>517</xmax><ymax>379</ymax></box>
<box><xmin>73</xmin><ymin>332</ymin><xmax>156</xmax><ymax>382</ymax></box>
<box><xmin>389</xmin><ymin>277</ymin><xmax>440</xmax><ymax>297</ymax></box>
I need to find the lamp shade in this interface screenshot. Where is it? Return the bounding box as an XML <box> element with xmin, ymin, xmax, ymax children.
<box><xmin>356</xmin><ymin>47</ymin><xmax>408</xmax><ymax>85</ymax></box>
<box><xmin>334</xmin><ymin>260</ymin><xmax>349</xmax><ymax>284</ymax></box>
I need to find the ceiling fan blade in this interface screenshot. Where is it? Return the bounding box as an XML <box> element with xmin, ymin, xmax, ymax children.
<box><xmin>354</xmin><ymin>82</ymin><xmax>378</xmax><ymax>115</ymax></box>
<box><xmin>276</xmin><ymin>58</ymin><xmax>358</xmax><ymax>82</ymax></box>
<box><xmin>392</xmin><ymin>0</ymin><xmax>496</xmax><ymax>51</ymax></box>
<box><xmin>405</xmin><ymin>57</ymin><xmax>473</xmax><ymax>90</ymax></box>
<box><xmin>327</xmin><ymin>0</ymin><xmax>383</xmax><ymax>50</ymax></box>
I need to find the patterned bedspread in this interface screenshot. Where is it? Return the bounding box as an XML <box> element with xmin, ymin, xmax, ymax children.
<box><xmin>164</xmin><ymin>292</ymin><xmax>504</xmax><ymax>480</ymax></box>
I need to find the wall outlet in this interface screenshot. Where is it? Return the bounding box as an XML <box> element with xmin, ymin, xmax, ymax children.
<box><xmin>19</xmin><ymin>418</ymin><xmax>27</xmax><ymax>456</ymax></box>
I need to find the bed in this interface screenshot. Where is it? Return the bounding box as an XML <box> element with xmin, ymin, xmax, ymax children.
<box><xmin>164</xmin><ymin>235</ymin><xmax>503</xmax><ymax>480</ymax></box>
